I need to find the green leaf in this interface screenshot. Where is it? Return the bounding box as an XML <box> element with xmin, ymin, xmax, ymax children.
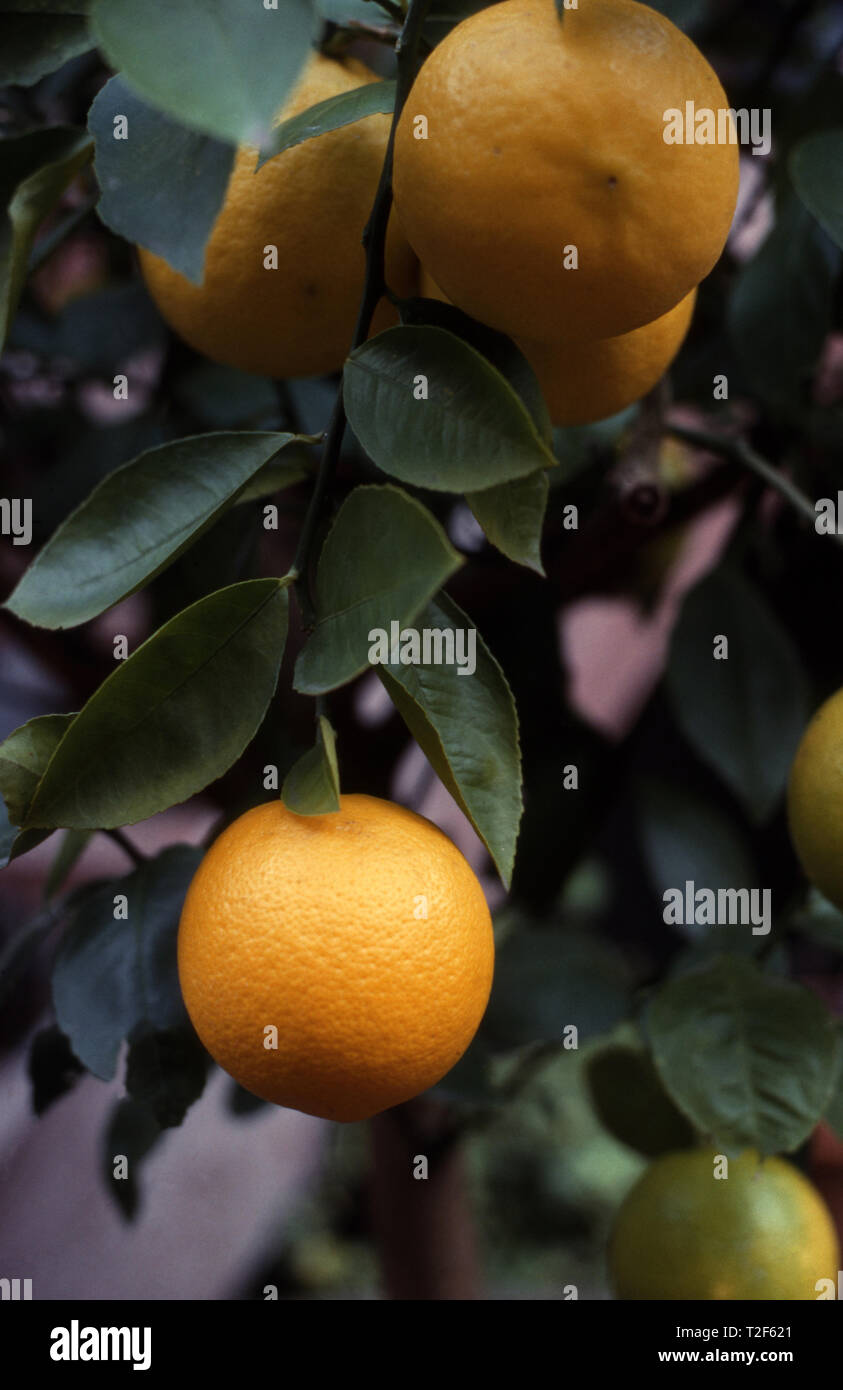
<box><xmin>399</xmin><ymin>293</ymin><xmax>552</xmax><ymax>442</ymax></box>
<box><xmin>24</xmin><ymin>578</ymin><xmax>289</xmax><ymax>830</ymax></box>
<box><xmin>378</xmin><ymin>592</ymin><xmax>522</xmax><ymax>886</ymax></box>
<box><xmin>790</xmin><ymin>130</ymin><xmax>843</xmax><ymax>252</ymax></box>
<box><xmin>586</xmin><ymin>1036</ymin><xmax>696</xmax><ymax>1157</ymax></box>
<box><xmin>102</xmin><ymin>1097</ymin><xmax>161</xmax><ymax>1221</ymax></box>
<box><xmin>52</xmin><ymin>844</ymin><xmax>201</xmax><ymax>1079</ymax></box>
<box><xmin>282</xmin><ymin>714</ymin><xmax>340</xmax><ymax>815</ymax></box>
<box><xmin>647</xmin><ymin>953</ymin><xmax>841</xmax><ymax>1155</ymax></box>
<box><xmin>343</xmin><ymin>325</ymin><xmax>555</xmax><ymax>492</ymax></box>
<box><xmin>637</xmin><ymin>777</ymin><xmax>758</xmax><ymax>930</ymax></box>
<box><xmin>89</xmin><ymin>76</ymin><xmax>234</xmax><ymax>284</ymax></box>
<box><xmin>28</xmin><ymin>1024</ymin><xmax>85</xmax><ymax>1116</ymax></box>
<box><xmin>483</xmin><ymin>928</ymin><xmax>631</xmax><ymax>1051</ymax></box>
<box><xmin>666</xmin><ymin>567</ymin><xmax>810</xmax><ymax>823</ymax></box>
<box><xmin>258</xmin><ymin>79</ymin><xmax>395</xmax><ymax>167</ymax></box>
<box><xmin>90</xmin><ymin>0</ymin><xmax>316</xmax><ymax>147</ymax></box>
<box><xmin>0</xmin><ymin>797</ymin><xmax>16</xmax><ymax>867</ymax></box>
<box><xmin>728</xmin><ymin>195</ymin><xmax>841</xmax><ymax>416</ymax></box>
<box><xmin>125</xmin><ymin>1023</ymin><xmax>208</xmax><ymax>1129</ymax></box>
<box><xmin>0</xmin><ymin>125</ymin><xmax>93</xmax><ymax>349</ymax></box>
<box><xmin>467</xmin><ymin>471</ymin><xmax>548</xmax><ymax>573</ymax></box>
<box><xmin>0</xmin><ymin>11</ymin><xmax>91</xmax><ymax>86</ymax></box>
<box><xmin>294</xmin><ymin>485</ymin><xmax>462</xmax><ymax>695</ymax></box>
<box><xmin>5</xmin><ymin>432</ymin><xmax>301</xmax><ymax>629</ymax></box>
<box><xmin>0</xmin><ymin>905</ymin><xmax>58</xmax><ymax>1014</ymax></box>
<box><xmin>45</xmin><ymin>828</ymin><xmax>93</xmax><ymax>899</ymax></box>
<box><xmin>0</xmin><ymin>712</ymin><xmax>75</xmax><ymax>826</ymax></box>
<box><xmin>789</xmin><ymin>888</ymin><xmax>843</xmax><ymax>954</ymax></box>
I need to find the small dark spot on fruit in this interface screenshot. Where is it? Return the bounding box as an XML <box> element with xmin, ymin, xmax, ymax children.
<box><xmin>303</xmin><ymin>282</ymin><xmax>318</xmax><ymax>297</ymax></box>
<box><xmin>493</xmin><ymin>146</ymin><xmax>502</xmax><ymax>155</ymax></box>
<box><xmin>608</xmin><ymin>175</ymin><xmax>618</xmax><ymax>187</ymax></box>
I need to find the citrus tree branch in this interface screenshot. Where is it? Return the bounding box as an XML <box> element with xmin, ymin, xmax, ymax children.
<box><xmin>292</xmin><ymin>0</ymin><xmax>432</xmax><ymax>627</ymax></box>
<box><xmin>103</xmin><ymin>826</ymin><xmax>146</xmax><ymax>867</ymax></box>
<box><xmin>667</xmin><ymin>421</ymin><xmax>840</xmax><ymax>546</ymax></box>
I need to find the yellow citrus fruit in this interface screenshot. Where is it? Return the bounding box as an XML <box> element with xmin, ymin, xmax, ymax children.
<box><xmin>139</xmin><ymin>52</ymin><xmax>417</xmax><ymax>379</ymax></box>
<box><xmin>788</xmin><ymin>687</ymin><xmax>843</xmax><ymax>910</ymax></box>
<box><xmin>420</xmin><ymin>268</ymin><xmax>695</xmax><ymax>425</ymax></box>
<box><xmin>394</xmin><ymin>0</ymin><xmax>738</xmax><ymax>344</ymax></box>
<box><xmin>609</xmin><ymin>1148</ymin><xmax>840</xmax><ymax>1300</ymax></box>
<box><xmin>177</xmin><ymin>795</ymin><xmax>494</xmax><ymax>1122</ymax></box>
<box><xmin>518</xmin><ymin>289</ymin><xmax>696</xmax><ymax>426</ymax></box>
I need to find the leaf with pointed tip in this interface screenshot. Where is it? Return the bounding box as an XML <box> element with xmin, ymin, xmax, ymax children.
<box><xmin>467</xmin><ymin>471</ymin><xmax>548</xmax><ymax>573</ymax></box>
<box><xmin>343</xmin><ymin>325</ymin><xmax>555</xmax><ymax>492</ymax></box>
<box><xmin>294</xmin><ymin>485</ymin><xmax>462</xmax><ymax>695</ymax></box>
<box><xmin>282</xmin><ymin>715</ymin><xmax>340</xmax><ymax>815</ymax></box>
<box><xmin>259</xmin><ymin>79</ymin><xmax>395</xmax><ymax>167</ymax></box>
<box><xmin>377</xmin><ymin>593</ymin><xmax>521</xmax><ymax>885</ymax></box>
<box><xmin>5</xmin><ymin>432</ymin><xmax>302</xmax><ymax>629</ymax></box>
<box><xmin>90</xmin><ymin>0</ymin><xmax>316</xmax><ymax>147</ymax></box>
<box><xmin>24</xmin><ymin>579</ymin><xmax>289</xmax><ymax>830</ymax></box>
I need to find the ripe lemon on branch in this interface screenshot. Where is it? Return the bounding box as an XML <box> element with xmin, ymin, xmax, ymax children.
<box><xmin>609</xmin><ymin>1148</ymin><xmax>839</xmax><ymax>1299</ymax></box>
<box><xmin>139</xmin><ymin>53</ymin><xmax>417</xmax><ymax>379</ymax></box>
<box><xmin>394</xmin><ymin>0</ymin><xmax>738</xmax><ymax>344</ymax></box>
<box><xmin>177</xmin><ymin>796</ymin><xmax>494</xmax><ymax>1122</ymax></box>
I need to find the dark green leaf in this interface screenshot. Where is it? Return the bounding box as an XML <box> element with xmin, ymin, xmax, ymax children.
<box><xmin>125</xmin><ymin>1023</ymin><xmax>208</xmax><ymax>1128</ymax></box>
<box><xmin>483</xmin><ymin>929</ymin><xmax>631</xmax><ymax>1050</ymax></box>
<box><xmin>433</xmin><ymin>1036</ymin><xmax>499</xmax><ymax>1108</ymax></box>
<box><xmin>647</xmin><ymin>953</ymin><xmax>841</xmax><ymax>1154</ymax></box>
<box><xmin>39</xmin><ymin>282</ymin><xmax>164</xmax><ymax>373</ymax></box>
<box><xmin>52</xmin><ymin>844</ymin><xmax>201</xmax><ymax>1079</ymax></box>
<box><xmin>282</xmin><ymin>714</ymin><xmax>340</xmax><ymax>815</ymax></box>
<box><xmin>45</xmin><ymin>828</ymin><xmax>93</xmax><ymax>899</ymax></box>
<box><xmin>28</xmin><ymin>1024</ymin><xmax>85</xmax><ymax>1115</ymax></box>
<box><xmin>102</xmin><ymin>1097</ymin><xmax>161</xmax><ymax>1220</ymax></box>
<box><xmin>5</xmin><ymin>432</ymin><xmax>300</xmax><ymax>629</ymax></box>
<box><xmin>586</xmin><ymin>1037</ymin><xmax>696</xmax><ymax>1157</ymax></box>
<box><xmin>89</xmin><ymin>75</ymin><xmax>234</xmax><ymax>284</ymax></box>
<box><xmin>398</xmin><ymin>292</ymin><xmax>552</xmax><ymax>443</ymax></box>
<box><xmin>174</xmin><ymin>361</ymin><xmax>280</xmax><ymax>429</ymax></box>
<box><xmin>0</xmin><ymin>712</ymin><xmax>75</xmax><ymax>825</ymax></box>
<box><xmin>294</xmin><ymin>485</ymin><xmax>462</xmax><ymax>695</ymax></box>
<box><xmin>729</xmin><ymin>195</ymin><xmax>841</xmax><ymax>416</ymax></box>
<box><xmin>790</xmin><ymin>130</ymin><xmax>843</xmax><ymax>252</ymax></box>
<box><xmin>637</xmin><ymin>777</ymin><xmax>758</xmax><ymax>926</ymax></box>
<box><xmin>90</xmin><ymin>0</ymin><xmax>316</xmax><ymax>146</ymax></box>
<box><xmin>259</xmin><ymin>79</ymin><xmax>395</xmax><ymax>166</ymax></box>
<box><xmin>827</xmin><ymin>1066</ymin><xmax>843</xmax><ymax>1140</ymax></box>
<box><xmin>378</xmin><ymin>592</ymin><xmax>522</xmax><ymax>886</ymax></box>
<box><xmin>24</xmin><ymin>578</ymin><xmax>289</xmax><ymax>829</ymax></box>
<box><xmin>0</xmin><ymin>905</ymin><xmax>58</xmax><ymax>1012</ymax></box>
<box><xmin>0</xmin><ymin>796</ymin><xmax>15</xmax><ymax>867</ymax></box>
<box><xmin>467</xmin><ymin>471</ymin><xmax>548</xmax><ymax>573</ymax></box>
<box><xmin>343</xmin><ymin>325</ymin><xmax>555</xmax><ymax>492</ymax></box>
<box><xmin>0</xmin><ymin>12</ymin><xmax>91</xmax><ymax>86</ymax></box>
<box><xmin>0</xmin><ymin>125</ymin><xmax>92</xmax><ymax>348</ymax></box>
<box><xmin>666</xmin><ymin>567</ymin><xmax>810</xmax><ymax>823</ymax></box>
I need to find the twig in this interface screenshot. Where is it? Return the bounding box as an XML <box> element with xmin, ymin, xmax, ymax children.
<box><xmin>104</xmin><ymin>827</ymin><xmax>146</xmax><ymax>868</ymax></box>
<box><xmin>291</xmin><ymin>0</ymin><xmax>433</xmax><ymax>626</ymax></box>
<box><xmin>667</xmin><ymin>422</ymin><xmax>837</xmax><ymax>545</ymax></box>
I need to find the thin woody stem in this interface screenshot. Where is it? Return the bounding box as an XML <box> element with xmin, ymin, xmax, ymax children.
<box><xmin>291</xmin><ymin>0</ymin><xmax>432</xmax><ymax>626</ymax></box>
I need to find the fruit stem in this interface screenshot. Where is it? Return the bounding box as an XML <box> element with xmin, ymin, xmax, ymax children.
<box><xmin>103</xmin><ymin>826</ymin><xmax>146</xmax><ymax>868</ymax></box>
<box><xmin>667</xmin><ymin>422</ymin><xmax>840</xmax><ymax>547</ymax></box>
<box><xmin>292</xmin><ymin>0</ymin><xmax>433</xmax><ymax>629</ymax></box>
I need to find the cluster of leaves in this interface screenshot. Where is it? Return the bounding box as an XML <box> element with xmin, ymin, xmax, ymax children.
<box><xmin>1</xmin><ymin>0</ymin><xmax>843</xmax><ymax>1219</ymax></box>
